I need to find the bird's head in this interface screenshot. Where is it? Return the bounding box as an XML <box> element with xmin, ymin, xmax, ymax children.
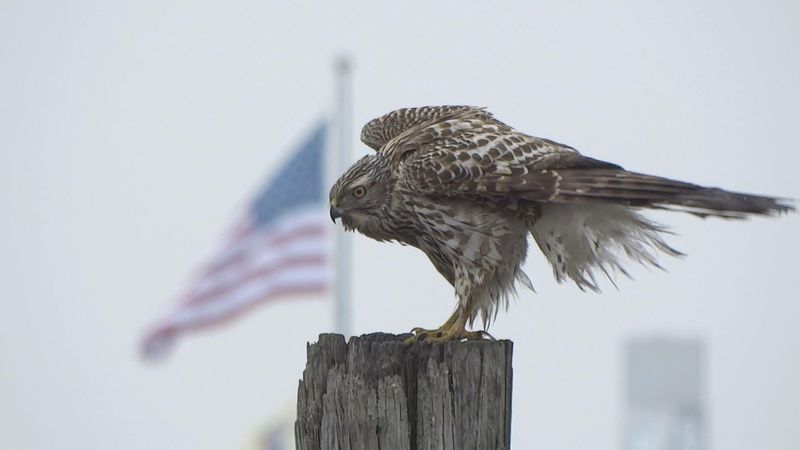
<box><xmin>329</xmin><ymin>154</ymin><xmax>393</xmax><ymax>237</ymax></box>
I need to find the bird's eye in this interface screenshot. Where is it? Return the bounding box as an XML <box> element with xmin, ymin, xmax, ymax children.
<box><xmin>352</xmin><ymin>186</ymin><xmax>366</xmax><ymax>198</ymax></box>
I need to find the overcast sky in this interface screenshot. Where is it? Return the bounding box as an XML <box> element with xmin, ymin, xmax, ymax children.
<box><xmin>2</xmin><ymin>1</ymin><xmax>799</xmax><ymax>449</ymax></box>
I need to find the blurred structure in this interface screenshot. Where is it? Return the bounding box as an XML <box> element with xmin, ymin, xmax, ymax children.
<box><xmin>625</xmin><ymin>337</ymin><xmax>707</xmax><ymax>450</ymax></box>
<box><xmin>246</xmin><ymin>403</ymin><xmax>296</xmax><ymax>450</ymax></box>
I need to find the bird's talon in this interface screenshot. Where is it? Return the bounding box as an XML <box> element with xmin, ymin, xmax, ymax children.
<box><xmin>404</xmin><ymin>329</ymin><xmax>488</xmax><ymax>345</ymax></box>
<box><xmin>475</xmin><ymin>330</ymin><xmax>496</xmax><ymax>341</ymax></box>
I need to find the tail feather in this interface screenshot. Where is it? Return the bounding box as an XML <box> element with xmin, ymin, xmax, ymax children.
<box><xmin>532</xmin><ymin>169</ymin><xmax>794</xmax><ymax>219</ymax></box>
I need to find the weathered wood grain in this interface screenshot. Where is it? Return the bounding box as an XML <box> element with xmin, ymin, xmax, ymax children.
<box><xmin>295</xmin><ymin>333</ymin><xmax>513</xmax><ymax>450</ymax></box>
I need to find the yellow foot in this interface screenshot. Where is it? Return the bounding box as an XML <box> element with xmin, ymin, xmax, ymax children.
<box><xmin>403</xmin><ymin>328</ymin><xmax>494</xmax><ymax>345</ymax></box>
<box><xmin>402</xmin><ymin>327</ymin><xmax>445</xmax><ymax>346</ymax></box>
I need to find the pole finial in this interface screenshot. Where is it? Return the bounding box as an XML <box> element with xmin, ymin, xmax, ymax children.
<box><xmin>334</xmin><ymin>54</ymin><xmax>352</xmax><ymax>74</ymax></box>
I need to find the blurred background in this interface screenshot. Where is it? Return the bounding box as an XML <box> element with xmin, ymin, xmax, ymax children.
<box><xmin>2</xmin><ymin>1</ymin><xmax>799</xmax><ymax>449</ymax></box>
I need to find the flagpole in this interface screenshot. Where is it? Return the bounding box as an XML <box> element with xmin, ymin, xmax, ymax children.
<box><xmin>333</xmin><ymin>56</ymin><xmax>352</xmax><ymax>338</ymax></box>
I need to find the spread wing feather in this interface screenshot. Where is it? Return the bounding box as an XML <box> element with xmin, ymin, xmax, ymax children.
<box><xmin>361</xmin><ymin>106</ymin><xmax>495</xmax><ymax>150</ymax></box>
<box><xmin>374</xmin><ymin>106</ymin><xmax>793</xmax><ymax>218</ymax></box>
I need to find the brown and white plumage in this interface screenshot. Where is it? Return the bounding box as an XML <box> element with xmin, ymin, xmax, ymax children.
<box><xmin>330</xmin><ymin>106</ymin><xmax>793</xmax><ymax>341</ymax></box>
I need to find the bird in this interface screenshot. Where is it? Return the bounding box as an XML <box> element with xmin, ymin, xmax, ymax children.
<box><xmin>329</xmin><ymin>106</ymin><xmax>794</xmax><ymax>344</ymax></box>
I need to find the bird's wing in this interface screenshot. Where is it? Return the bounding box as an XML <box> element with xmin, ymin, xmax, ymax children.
<box><xmin>394</xmin><ymin>111</ymin><xmax>792</xmax><ymax>218</ymax></box>
<box><xmin>361</xmin><ymin>106</ymin><xmax>494</xmax><ymax>151</ymax></box>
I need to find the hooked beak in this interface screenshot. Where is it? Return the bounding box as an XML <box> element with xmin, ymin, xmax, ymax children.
<box><xmin>330</xmin><ymin>206</ymin><xmax>343</xmax><ymax>223</ymax></box>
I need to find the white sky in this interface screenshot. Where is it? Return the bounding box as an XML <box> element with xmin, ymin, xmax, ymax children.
<box><xmin>2</xmin><ymin>1</ymin><xmax>799</xmax><ymax>449</ymax></box>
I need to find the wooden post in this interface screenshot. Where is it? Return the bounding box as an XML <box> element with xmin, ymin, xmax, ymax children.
<box><xmin>295</xmin><ymin>333</ymin><xmax>513</xmax><ymax>450</ymax></box>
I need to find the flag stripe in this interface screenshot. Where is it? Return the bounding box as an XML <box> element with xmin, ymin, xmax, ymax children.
<box><xmin>188</xmin><ymin>253</ymin><xmax>327</xmax><ymax>305</ymax></box>
<box><xmin>171</xmin><ymin>263</ymin><xmax>328</xmax><ymax>326</ymax></box>
<box><xmin>197</xmin><ymin>225</ymin><xmax>325</xmax><ymax>290</ymax></box>
<box><xmin>146</xmin><ymin>283</ymin><xmax>327</xmax><ymax>355</ymax></box>
<box><xmin>211</xmin><ymin>208</ymin><xmax>326</xmax><ymax>264</ymax></box>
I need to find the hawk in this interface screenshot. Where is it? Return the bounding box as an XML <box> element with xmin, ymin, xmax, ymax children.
<box><xmin>329</xmin><ymin>106</ymin><xmax>793</xmax><ymax>344</ymax></box>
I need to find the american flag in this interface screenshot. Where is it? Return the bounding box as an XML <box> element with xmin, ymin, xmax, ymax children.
<box><xmin>142</xmin><ymin>123</ymin><xmax>330</xmax><ymax>359</ymax></box>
